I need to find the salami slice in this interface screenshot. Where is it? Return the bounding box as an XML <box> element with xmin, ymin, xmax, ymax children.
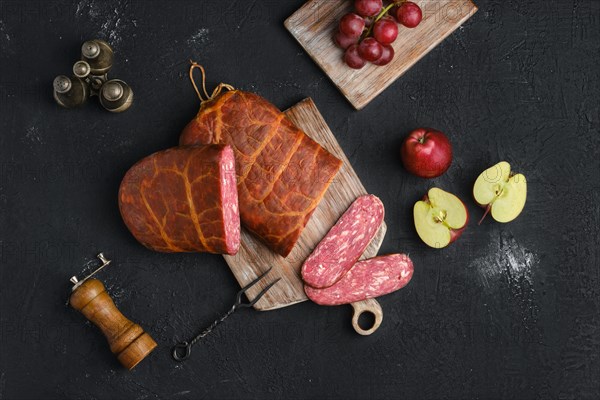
<box><xmin>301</xmin><ymin>195</ymin><xmax>385</xmax><ymax>288</ymax></box>
<box><xmin>119</xmin><ymin>145</ymin><xmax>240</xmax><ymax>254</ymax></box>
<box><xmin>304</xmin><ymin>254</ymin><xmax>414</xmax><ymax>305</ymax></box>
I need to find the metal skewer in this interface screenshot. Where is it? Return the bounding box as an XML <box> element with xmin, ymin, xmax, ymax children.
<box><xmin>172</xmin><ymin>267</ymin><xmax>280</xmax><ymax>362</ymax></box>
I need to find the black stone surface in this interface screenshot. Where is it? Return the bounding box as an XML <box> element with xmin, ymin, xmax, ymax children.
<box><xmin>1</xmin><ymin>1</ymin><xmax>599</xmax><ymax>399</ymax></box>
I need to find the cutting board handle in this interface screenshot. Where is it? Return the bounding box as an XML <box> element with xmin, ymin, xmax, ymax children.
<box><xmin>350</xmin><ymin>298</ymin><xmax>383</xmax><ymax>335</ymax></box>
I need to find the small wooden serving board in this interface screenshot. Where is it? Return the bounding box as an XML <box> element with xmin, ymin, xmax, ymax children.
<box><xmin>285</xmin><ymin>0</ymin><xmax>478</xmax><ymax>110</ymax></box>
<box><xmin>224</xmin><ymin>98</ymin><xmax>386</xmax><ymax>312</ymax></box>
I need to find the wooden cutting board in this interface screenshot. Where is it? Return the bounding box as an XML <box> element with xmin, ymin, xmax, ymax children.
<box><xmin>224</xmin><ymin>98</ymin><xmax>387</xmax><ymax>331</ymax></box>
<box><xmin>285</xmin><ymin>0</ymin><xmax>478</xmax><ymax>110</ymax></box>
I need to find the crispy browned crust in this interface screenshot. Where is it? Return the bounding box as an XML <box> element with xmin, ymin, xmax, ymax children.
<box><xmin>180</xmin><ymin>91</ymin><xmax>342</xmax><ymax>257</ymax></box>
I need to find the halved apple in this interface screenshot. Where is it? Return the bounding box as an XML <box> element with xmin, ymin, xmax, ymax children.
<box><xmin>473</xmin><ymin>161</ymin><xmax>527</xmax><ymax>224</ymax></box>
<box><xmin>413</xmin><ymin>187</ymin><xmax>469</xmax><ymax>249</ymax></box>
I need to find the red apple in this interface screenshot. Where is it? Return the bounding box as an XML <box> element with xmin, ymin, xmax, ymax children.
<box><xmin>401</xmin><ymin>128</ymin><xmax>452</xmax><ymax>178</ymax></box>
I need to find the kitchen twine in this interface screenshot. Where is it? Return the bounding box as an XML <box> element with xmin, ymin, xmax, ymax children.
<box><xmin>189</xmin><ymin>60</ymin><xmax>235</xmax><ymax>104</ymax></box>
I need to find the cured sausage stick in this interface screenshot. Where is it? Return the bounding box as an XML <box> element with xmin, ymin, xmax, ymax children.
<box><xmin>301</xmin><ymin>195</ymin><xmax>384</xmax><ymax>288</ymax></box>
<box><xmin>304</xmin><ymin>254</ymin><xmax>414</xmax><ymax>306</ymax></box>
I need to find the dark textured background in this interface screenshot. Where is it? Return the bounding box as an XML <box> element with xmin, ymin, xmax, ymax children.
<box><xmin>1</xmin><ymin>0</ymin><xmax>599</xmax><ymax>399</ymax></box>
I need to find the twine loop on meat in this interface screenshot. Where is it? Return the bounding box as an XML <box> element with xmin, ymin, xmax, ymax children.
<box><xmin>189</xmin><ymin>60</ymin><xmax>235</xmax><ymax>104</ymax></box>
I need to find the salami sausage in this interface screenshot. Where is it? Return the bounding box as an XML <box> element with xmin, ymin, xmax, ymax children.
<box><xmin>180</xmin><ymin>90</ymin><xmax>342</xmax><ymax>257</ymax></box>
<box><xmin>119</xmin><ymin>145</ymin><xmax>240</xmax><ymax>254</ymax></box>
<box><xmin>304</xmin><ymin>254</ymin><xmax>414</xmax><ymax>305</ymax></box>
<box><xmin>301</xmin><ymin>195</ymin><xmax>384</xmax><ymax>288</ymax></box>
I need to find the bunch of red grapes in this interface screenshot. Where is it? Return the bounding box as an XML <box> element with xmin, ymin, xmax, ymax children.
<box><xmin>335</xmin><ymin>0</ymin><xmax>423</xmax><ymax>69</ymax></box>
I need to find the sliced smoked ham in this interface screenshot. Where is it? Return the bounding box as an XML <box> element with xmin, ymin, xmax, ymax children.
<box><xmin>180</xmin><ymin>90</ymin><xmax>342</xmax><ymax>257</ymax></box>
<box><xmin>119</xmin><ymin>145</ymin><xmax>240</xmax><ymax>254</ymax></box>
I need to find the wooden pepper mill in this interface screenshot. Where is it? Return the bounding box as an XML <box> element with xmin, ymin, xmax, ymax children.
<box><xmin>69</xmin><ymin>253</ymin><xmax>157</xmax><ymax>370</ymax></box>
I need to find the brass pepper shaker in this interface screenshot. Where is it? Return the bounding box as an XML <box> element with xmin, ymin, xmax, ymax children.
<box><xmin>81</xmin><ymin>39</ymin><xmax>113</xmax><ymax>74</ymax></box>
<box><xmin>100</xmin><ymin>79</ymin><xmax>134</xmax><ymax>113</ymax></box>
<box><xmin>53</xmin><ymin>39</ymin><xmax>133</xmax><ymax>112</ymax></box>
<box><xmin>53</xmin><ymin>75</ymin><xmax>89</xmax><ymax>108</ymax></box>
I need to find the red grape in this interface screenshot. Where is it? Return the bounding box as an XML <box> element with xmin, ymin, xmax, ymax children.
<box><xmin>396</xmin><ymin>2</ymin><xmax>422</xmax><ymax>28</ymax></box>
<box><xmin>373</xmin><ymin>17</ymin><xmax>398</xmax><ymax>44</ymax></box>
<box><xmin>344</xmin><ymin>44</ymin><xmax>367</xmax><ymax>69</ymax></box>
<box><xmin>355</xmin><ymin>0</ymin><xmax>383</xmax><ymax>17</ymax></box>
<box><xmin>358</xmin><ymin>37</ymin><xmax>383</xmax><ymax>62</ymax></box>
<box><xmin>339</xmin><ymin>13</ymin><xmax>365</xmax><ymax>38</ymax></box>
<box><xmin>334</xmin><ymin>30</ymin><xmax>359</xmax><ymax>49</ymax></box>
<box><xmin>372</xmin><ymin>44</ymin><xmax>395</xmax><ymax>66</ymax></box>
